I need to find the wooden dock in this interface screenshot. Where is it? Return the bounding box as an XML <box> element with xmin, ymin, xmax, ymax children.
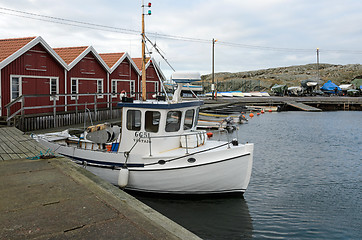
<box><xmin>0</xmin><ymin>127</ymin><xmax>46</xmax><ymax>160</ymax></box>
<box><xmin>284</xmin><ymin>101</ymin><xmax>322</xmax><ymax>112</ymax></box>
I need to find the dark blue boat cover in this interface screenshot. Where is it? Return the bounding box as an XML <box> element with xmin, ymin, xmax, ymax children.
<box><xmin>320</xmin><ymin>80</ymin><xmax>341</xmax><ymax>93</ymax></box>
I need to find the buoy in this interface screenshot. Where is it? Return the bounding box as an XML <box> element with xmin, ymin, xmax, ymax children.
<box><xmin>257</xmin><ymin>112</ymin><xmax>260</xmax><ymax>116</ymax></box>
<box><xmin>118</xmin><ymin>167</ymin><xmax>129</xmax><ymax>188</ymax></box>
<box><xmin>206</xmin><ymin>132</ymin><xmax>213</xmax><ymax>138</ymax></box>
<box><xmin>268</xmin><ymin>109</ymin><xmax>272</xmax><ymax>112</ymax></box>
<box><xmin>261</xmin><ymin>110</ymin><xmax>265</xmax><ymax>114</ymax></box>
<box><xmin>249</xmin><ymin>113</ymin><xmax>254</xmax><ymax>118</ymax></box>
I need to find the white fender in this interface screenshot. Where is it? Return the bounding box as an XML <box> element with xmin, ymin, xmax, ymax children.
<box><xmin>118</xmin><ymin>167</ymin><xmax>129</xmax><ymax>188</ymax></box>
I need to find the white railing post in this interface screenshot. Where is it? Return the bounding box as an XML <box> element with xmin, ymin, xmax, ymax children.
<box><xmin>185</xmin><ymin>135</ymin><xmax>189</xmax><ymax>154</ymax></box>
<box><xmin>148</xmin><ymin>137</ymin><xmax>152</xmax><ymax>156</ymax></box>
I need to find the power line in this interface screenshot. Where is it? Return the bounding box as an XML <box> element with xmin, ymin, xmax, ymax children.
<box><xmin>0</xmin><ymin>7</ymin><xmax>140</xmax><ymax>35</ymax></box>
<box><xmin>1</xmin><ymin>6</ymin><xmax>362</xmax><ymax>54</ymax></box>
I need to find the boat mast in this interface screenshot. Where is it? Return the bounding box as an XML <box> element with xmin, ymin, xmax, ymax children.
<box><xmin>141</xmin><ymin>1</ymin><xmax>151</xmax><ymax>101</ymax></box>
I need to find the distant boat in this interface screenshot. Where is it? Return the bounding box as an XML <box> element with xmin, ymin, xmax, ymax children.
<box><xmin>260</xmin><ymin>92</ymin><xmax>270</xmax><ymax>97</ymax></box>
<box><xmin>250</xmin><ymin>92</ymin><xmax>263</xmax><ymax>97</ymax></box>
<box><xmin>306</xmin><ymin>82</ymin><xmax>318</xmax><ymax>87</ymax></box>
<box><xmin>220</xmin><ymin>92</ymin><xmax>234</xmax><ymax>97</ymax></box>
<box><xmin>339</xmin><ymin>84</ymin><xmax>353</xmax><ymax>91</ymax></box>
<box><xmin>243</xmin><ymin>92</ymin><xmax>252</xmax><ymax>97</ymax></box>
<box><xmin>287</xmin><ymin>86</ymin><xmax>303</xmax><ymax>96</ymax></box>
<box><xmin>231</xmin><ymin>91</ymin><xmax>245</xmax><ymax>97</ymax></box>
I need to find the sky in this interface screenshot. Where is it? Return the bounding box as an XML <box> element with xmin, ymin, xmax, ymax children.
<box><xmin>1</xmin><ymin>0</ymin><xmax>362</xmax><ymax>79</ymax></box>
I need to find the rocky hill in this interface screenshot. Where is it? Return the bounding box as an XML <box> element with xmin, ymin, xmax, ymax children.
<box><xmin>201</xmin><ymin>63</ymin><xmax>362</xmax><ymax>92</ymax></box>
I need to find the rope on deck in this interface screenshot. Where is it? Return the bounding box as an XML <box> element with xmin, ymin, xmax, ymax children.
<box><xmin>26</xmin><ymin>148</ymin><xmax>58</xmax><ymax>160</ymax></box>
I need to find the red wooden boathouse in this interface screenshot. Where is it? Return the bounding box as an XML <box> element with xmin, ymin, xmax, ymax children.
<box><xmin>0</xmin><ymin>36</ymin><xmax>68</xmax><ymax>116</ymax></box>
<box><xmin>133</xmin><ymin>57</ymin><xmax>165</xmax><ymax>99</ymax></box>
<box><xmin>99</xmin><ymin>52</ymin><xmax>140</xmax><ymax>105</ymax></box>
<box><xmin>53</xmin><ymin>46</ymin><xmax>110</xmax><ymax>111</ymax></box>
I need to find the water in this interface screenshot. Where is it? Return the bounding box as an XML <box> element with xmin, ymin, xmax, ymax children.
<box><xmin>134</xmin><ymin>111</ymin><xmax>362</xmax><ymax>239</ymax></box>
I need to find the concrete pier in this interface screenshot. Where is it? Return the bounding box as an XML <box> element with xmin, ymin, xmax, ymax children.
<box><xmin>0</xmin><ymin>127</ymin><xmax>200</xmax><ymax>240</ymax></box>
<box><xmin>202</xmin><ymin>96</ymin><xmax>362</xmax><ymax>111</ymax></box>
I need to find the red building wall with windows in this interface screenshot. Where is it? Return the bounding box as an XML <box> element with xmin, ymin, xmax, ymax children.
<box><xmin>132</xmin><ymin>58</ymin><xmax>161</xmax><ymax>99</ymax></box>
<box><xmin>0</xmin><ymin>37</ymin><xmax>165</xmax><ymax>119</ymax></box>
<box><xmin>1</xmin><ymin>43</ymin><xmax>66</xmax><ymax>115</ymax></box>
<box><xmin>65</xmin><ymin>52</ymin><xmax>108</xmax><ymax>111</ymax></box>
<box><xmin>109</xmin><ymin>58</ymin><xmax>139</xmax><ymax>104</ymax></box>
<box><xmin>145</xmin><ymin>61</ymin><xmax>160</xmax><ymax>99</ymax></box>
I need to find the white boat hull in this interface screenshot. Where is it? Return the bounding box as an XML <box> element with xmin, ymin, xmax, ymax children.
<box><xmin>126</xmin><ymin>152</ymin><xmax>253</xmax><ymax>194</ymax></box>
<box><xmin>38</xmin><ymin>137</ymin><xmax>253</xmax><ymax>195</ymax></box>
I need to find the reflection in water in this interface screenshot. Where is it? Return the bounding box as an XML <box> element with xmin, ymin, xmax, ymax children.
<box><xmin>133</xmin><ymin>194</ymin><xmax>253</xmax><ymax>240</ymax></box>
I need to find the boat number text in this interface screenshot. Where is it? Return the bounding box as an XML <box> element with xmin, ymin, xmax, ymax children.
<box><xmin>134</xmin><ymin>131</ymin><xmax>150</xmax><ymax>143</ymax></box>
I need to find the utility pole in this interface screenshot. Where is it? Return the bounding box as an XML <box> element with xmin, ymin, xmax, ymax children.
<box><xmin>141</xmin><ymin>1</ymin><xmax>151</xmax><ymax>101</ymax></box>
<box><xmin>316</xmin><ymin>48</ymin><xmax>320</xmax><ymax>80</ymax></box>
<box><xmin>211</xmin><ymin>38</ymin><xmax>217</xmax><ymax>100</ymax></box>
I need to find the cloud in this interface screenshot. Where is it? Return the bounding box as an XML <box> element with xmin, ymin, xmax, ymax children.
<box><xmin>0</xmin><ymin>0</ymin><xmax>361</xmax><ymax>78</ymax></box>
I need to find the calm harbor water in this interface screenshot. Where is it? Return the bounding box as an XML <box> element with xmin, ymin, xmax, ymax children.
<box><xmin>134</xmin><ymin>111</ymin><xmax>362</xmax><ymax>239</ymax></box>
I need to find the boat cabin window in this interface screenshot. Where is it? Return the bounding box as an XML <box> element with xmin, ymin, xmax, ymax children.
<box><xmin>165</xmin><ymin>111</ymin><xmax>181</xmax><ymax>132</ymax></box>
<box><xmin>195</xmin><ymin>107</ymin><xmax>200</xmax><ymax>126</ymax></box>
<box><xmin>127</xmin><ymin>110</ymin><xmax>141</xmax><ymax>131</ymax></box>
<box><xmin>184</xmin><ymin>109</ymin><xmax>195</xmax><ymax>130</ymax></box>
<box><xmin>145</xmin><ymin>111</ymin><xmax>160</xmax><ymax>133</ymax></box>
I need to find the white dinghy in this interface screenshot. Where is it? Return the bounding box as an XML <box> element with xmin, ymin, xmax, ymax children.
<box><xmin>34</xmin><ymin>72</ymin><xmax>254</xmax><ymax>195</ymax></box>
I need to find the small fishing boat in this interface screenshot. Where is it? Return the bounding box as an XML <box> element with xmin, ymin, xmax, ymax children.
<box><xmin>34</xmin><ymin>72</ymin><xmax>254</xmax><ymax>195</ymax></box>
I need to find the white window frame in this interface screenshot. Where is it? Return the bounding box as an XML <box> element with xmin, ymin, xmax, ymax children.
<box><xmin>70</xmin><ymin>78</ymin><xmax>78</xmax><ymax>100</ymax></box>
<box><xmin>71</xmin><ymin>78</ymin><xmax>103</xmax><ymax>100</ymax></box>
<box><xmin>146</xmin><ymin>80</ymin><xmax>158</xmax><ymax>97</ymax></box>
<box><xmin>154</xmin><ymin>81</ymin><xmax>159</xmax><ymax>95</ymax></box>
<box><xmin>130</xmin><ymin>80</ymin><xmax>135</xmax><ymax>97</ymax></box>
<box><xmin>111</xmin><ymin>80</ymin><xmax>117</xmax><ymax>98</ymax></box>
<box><xmin>97</xmin><ymin>79</ymin><xmax>104</xmax><ymax>99</ymax></box>
<box><xmin>10</xmin><ymin>75</ymin><xmax>59</xmax><ymax>102</ymax></box>
<box><xmin>11</xmin><ymin>76</ymin><xmax>21</xmax><ymax>101</ymax></box>
<box><xmin>50</xmin><ymin>77</ymin><xmax>59</xmax><ymax>101</ymax></box>
<box><xmin>111</xmin><ymin>79</ymin><xmax>135</xmax><ymax>98</ymax></box>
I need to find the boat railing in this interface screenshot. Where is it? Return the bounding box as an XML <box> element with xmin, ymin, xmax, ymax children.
<box><xmin>138</xmin><ymin>129</ymin><xmax>234</xmax><ymax>156</ymax></box>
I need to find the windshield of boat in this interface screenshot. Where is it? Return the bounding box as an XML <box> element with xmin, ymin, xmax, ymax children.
<box><xmin>165</xmin><ymin>111</ymin><xmax>181</xmax><ymax>132</ymax></box>
<box><xmin>184</xmin><ymin>109</ymin><xmax>194</xmax><ymax>130</ymax></box>
<box><xmin>145</xmin><ymin>111</ymin><xmax>160</xmax><ymax>133</ymax></box>
<box><xmin>127</xmin><ymin>110</ymin><xmax>141</xmax><ymax>131</ymax></box>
